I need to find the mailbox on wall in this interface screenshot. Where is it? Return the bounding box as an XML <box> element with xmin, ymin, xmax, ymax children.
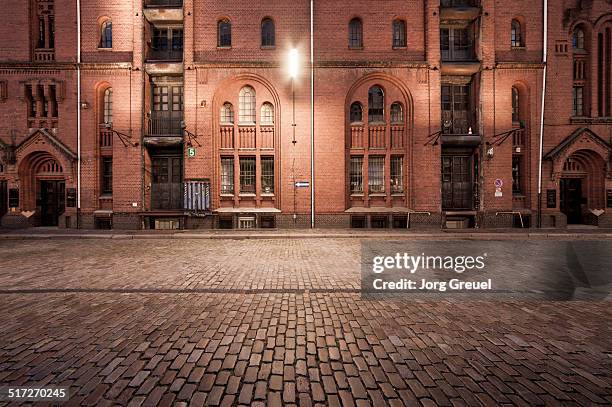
<box><xmin>8</xmin><ymin>188</ymin><xmax>18</xmax><ymax>208</ymax></box>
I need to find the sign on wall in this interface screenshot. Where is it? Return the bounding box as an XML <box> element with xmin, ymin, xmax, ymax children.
<box><xmin>187</xmin><ymin>147</ymin><xmax>196</xmax><ymax>158</ymax></box>
<box><xmin>8</xmin><ymin>188</ymin><xmax>18</xmax><ymax>208</ymax></box>
<box><xmin>547</xmin><ymin>189</ymin><xmax>557</xmax><ymax>208</ymax></box>
<box><xmin>66</xmin><ymin>188</ymin><xmax>76</xmax><ymax>208</ymax></box>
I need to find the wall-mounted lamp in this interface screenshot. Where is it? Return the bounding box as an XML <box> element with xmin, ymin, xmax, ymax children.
<box><xmin>80</xmin><ymin>102</ymin><xmax>89</xmax><ymax>109</ymax></box>
<box><xmin>486</xmin><ymin>147</ymin><xmax>494</xmax><ymax>159</ymax></box>
<box><xmin>200</xmin><ymin>100</ymin><xmax>207</xmax><ymax>107</ymax></box>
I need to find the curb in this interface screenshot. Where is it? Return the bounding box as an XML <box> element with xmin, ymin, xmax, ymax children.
<box><xmin>2</xmin><ymin>232</ymin><xmax>612</xmax><ymax>240</ymax></box>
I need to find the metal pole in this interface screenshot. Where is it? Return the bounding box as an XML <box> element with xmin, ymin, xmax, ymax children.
<box><xmin>310</xmin><ymin>0</ymin><xmax>315</xmax><ymax>228</ymax></box>
<box><xmin>76</xmin><ymin>0</ymin><xmax>81</xmax><ymax>228</ymax></box>
<box><xmin>537</xmin><ymin>0</ymin><xmax>548</xmax><ymax>228</ymax></box>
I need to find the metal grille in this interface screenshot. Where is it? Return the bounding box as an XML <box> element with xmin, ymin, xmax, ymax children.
<box><xmin>239</xmin><ymin>86</ymin><xmax>256</xmax><ymax>123</ymax></box>
<box><xmin>221</xmin><ymin>157</ymin><xmax>234</xmax><ymax>194</ymax></box>
<box><xmin>349</xmin><ymin>18</ymin><xmax>363</xmax><ymax>48</ymax></box>
<box><xmin>240</xmin><ymin>157</ymin><xmax>256</xmax><ymax>193</ymax></box>
<box><xmin>393</xmin><ymin>20</ymin><xmax>406</xmax><ymax>48</ymax></box>
<box><xmin>368</xmin><ymin>156</ymin><xmax>385</xmax><ymax>193</ymax></box>
<box><xmin>184</xmin><ymin>181</ymin><xmax>211</xmax><ymax>212</ymax></box>
<box><xmin>350</xmin><ymin>156</ymin><xmax>363</xmax><ymax>193</ymax></box>
<box><xmin>391</xmin><ymin>156</ymin><xmax>403</xmax><ymax>193</ymax></box>
<box><xmin>261</xmin><ymin>156</ymin><xmax>274</xmax><ymax>194</ymax></box>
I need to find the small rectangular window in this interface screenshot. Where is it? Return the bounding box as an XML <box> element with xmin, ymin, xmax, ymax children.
<box><xmin>390</xmin><ymin>156</ymin><xmax>404</xmax><ymax>193</ymax></box>
<box><xmin>350</xmin><ymin>156</ymin><xmax>363</xmax><ymax>194</ymax></box>
<box><xmin>368</xmin><ymin>156</ymin><xmax>385</xmax><ymax>194</ymax></box>
<box><xmin>512</xmin><ymin>155</ymin><xmax>522</xmax><ymax>195</ymax></box>
<box><xmin>239</xmin><ymin>156</ymin><xmax>256</xmax><ymax>194</ymax></box>
<box><xmin>572</xmin><ymin>86</ymin><xmax>584</xmax><ymax>116</ymax></box>
<box><xmin>102</xmin><ymin>157</ymin><xmax>113</xmax><ymax>194</ymax></box>
<box><xmin>221</xmin><ymin>157</ymin><xmax>234</xmax><ymax>194</ymax></box>
<box><xmin>261</xmin><ymin>156</ymin><xmax>274</xmax><ymax>194</ymax></box>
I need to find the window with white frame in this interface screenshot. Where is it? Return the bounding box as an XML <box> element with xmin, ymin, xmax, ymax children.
<box><xmin>239</xmin><ymin>86</ymin><xmax>256</xmax><ymax>123</ymax></box>
<box><xmin>221</xmin><ymin>102</ymin><xmax>234</xmax><ymax>124</ymax></box>
<box><xmin>261</xmin><ymin>102</ymin><xmax>274</xmax><ymax>125</ymax></box>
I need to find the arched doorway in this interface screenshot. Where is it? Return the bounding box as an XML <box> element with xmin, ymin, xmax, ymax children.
<box><xmin>560</xmin><ymin>149</ymin><xmax>606</xmax><ymax>224</ymax></box>
<box><xmin>18</xmin><ymin>151</ymin><xmax>66</xmax><ymax>226</ymax></box>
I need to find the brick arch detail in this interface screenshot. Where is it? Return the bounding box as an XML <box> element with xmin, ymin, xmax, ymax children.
<box><xmin>210</xmin><ymin>73</ymin><xmax>282</xmax><ymax>210</ymax></box>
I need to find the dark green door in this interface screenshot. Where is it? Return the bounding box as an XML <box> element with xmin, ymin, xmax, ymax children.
<box><xmin>151</xmin><ymin>156</ymin><xmax>183</xmax><ymax>210</ymax></box>
<box><xmin>0</xmin><ymin>181</ymin><xmax>7</xmax><ymax>218</ymax></box>
<box><xmin>560</xmin><ymin>178</ymin><xmax>583</xmax><ymax>224</ymax></box>
<box><xmin>40</xmin><ymin>181</ymin><xmax>65</xmax><ymax>226</ymax></box>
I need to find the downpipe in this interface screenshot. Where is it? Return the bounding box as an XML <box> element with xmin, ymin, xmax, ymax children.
<box><xmin>537</xmin><ymin>0</ymin><xmax>548</xmax><ymax>227</ymax></box>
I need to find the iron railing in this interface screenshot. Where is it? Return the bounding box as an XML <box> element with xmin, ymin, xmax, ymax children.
<box><xmin>147</xmin><ymin>112</ymin><xmax>183</xmax><ymax>136</ymax></box>
<box><xmin>144</xmin><ymin>0</ymin><xmax>182</xmax><ymax>7</ymax></box>
<box><xmin>147</xmin><ymin>49</ymin><xmax>183</xmax><ymax>62</ymax></box>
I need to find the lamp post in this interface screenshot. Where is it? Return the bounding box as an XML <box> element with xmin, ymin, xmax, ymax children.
<box><xmin>288</xmin><ymin>49</ymin><xmax>299</xmax><ymax>144</ymax></box>
<box><xmin>288</xmin><ymin>49</ymin><xmax>299</xmax><ymax>223</ymax></box>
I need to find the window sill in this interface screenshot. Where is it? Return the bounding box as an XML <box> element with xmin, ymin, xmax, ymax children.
<box><xmin>239</xmin><ymin>193</ymin><xmax>256</xmax><ymax>197</ymax></box>
<box><xmin>238</xmin><ymin>123</ymin><xmax>256</xmax><ymax>127</ymax></box>
<box><xmin>261</xmin><ymin>46</ymin><xmax>276</xmax><ymax>50</ymax></box>
<box><xmin>511</xmin><ymin>46</ymin><xmax>526</xmax><ymax>50</ymax></box>
<box><xmin>392</xmin><ymin>46</ymin><xmax>407</xmax><ymax>50</ymax></box>
<box><xmin>261</xmin><ymin>193</ymin><xmax>275</xmax><ymax>197</ymax></box>
<box><xmin>369</xmin><ymin>193</ymin><xmax>386</xmax><ymax>197</ymax></box>
<box><xmin>99</xmin><ymin>194</ymin><xmax>113</xmax><ymax>200</ymax></box>
<box><xmin>350</xmin><ymin>193</ymin><xmax>364</xmax><ymax>197</ymax></box>
<box><xmin>217</xmin><ymin>46</ymin><xmax>232</xmax><ymax>50</ymax></box>
<box><xmin>220</xmin><ymin>193</ymin><xmax>235</xmax><ymax>197</ymax></box>
<box><xmin>350</xmin><ymin>122</ymin><xmax>364</xmax><ymax>126</ymax></box>
<box><xmin>391</xmin><ymin>192</ymin><xmax>405</xmax><ymax>196</ymax></box>
<box><xmin>348</xmin><ymin>46</ymin><xmax>364</xmax><ymax>50</ymax></box>
<box><xmin>369</xmin><ymin>121</ymin><xmax>386</xmax><ymax>126</ymax></box>
<box><xmin>220</xmin><ymin>122</ymin><xmax>234</xmax><ymax>126</ymax></box>
<box><xmin>97</xmin><ymin>47</ymin><xmax>113</xmax><ymax>51</ymax></box>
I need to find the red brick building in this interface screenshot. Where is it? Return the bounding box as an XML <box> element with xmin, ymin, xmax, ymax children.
<box><xmin>0</xmin><ymin>0</ymin><xmax>610</xmax><ymax>229</ymax></box>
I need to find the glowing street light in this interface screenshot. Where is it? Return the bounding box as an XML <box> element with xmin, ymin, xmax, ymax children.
<box><xmin>288</xmin><ymin>48</ymin><xmax>299</xmax><ymax>78</ymax></box>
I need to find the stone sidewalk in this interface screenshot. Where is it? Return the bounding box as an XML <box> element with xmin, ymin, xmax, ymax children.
<box><xmin>0</xmin><ymin>238</ymin><xmax>610</xmax><ymax>406</ymax></box>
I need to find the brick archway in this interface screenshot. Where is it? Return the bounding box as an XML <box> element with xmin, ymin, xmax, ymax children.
<box><xmin>18</xmin><ymin>151</ymin><xmax>66</xmax><ymax>211</ymax></box>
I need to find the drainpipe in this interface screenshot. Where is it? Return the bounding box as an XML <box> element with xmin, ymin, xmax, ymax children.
<box><xmin>310</xmin><ymin>0</ymin><xmax>315</xmax><ymax>228</ymax></box>
<box><xmin>537</xmin><ymin>0</ymin><xmax>548</xmax><ymax>227</ymax></box>
<box><xmin>76</xmin><ymin>0</ymin><xmax>82</xmax><ymax>228</ymax></box>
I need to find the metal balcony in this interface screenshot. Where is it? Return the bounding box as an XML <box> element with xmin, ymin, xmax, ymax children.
<box><xmin>146</xmin><ymin>48</ymin><xmax>183</xmax><ymax>62</ymax></box>
<box><xmin>440</xmin><ymin>0</ymin><xmax>478</xmax><ymax>7</ymax></box>
<box><xmin>147</xmin><ymin>112</ymin><xmax>183</xmax><ymax>136</ymax></box>
<box><xmin>145</xmin><ymin>0</ymin><xmax>182</xmax><ymax>7</ymax></box>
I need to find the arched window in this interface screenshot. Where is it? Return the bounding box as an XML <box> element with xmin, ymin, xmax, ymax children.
<box><xmin>261</xmin><ymin>103</ymin><xmax>274</xmax><ymax>125</ymax></box>
<box><xmin>572</xmin><ymin>27</ymin><xmax>585</xmax><ymax>49</ymax></box>
<box><xmin>220</xmin><ymin>102</ymin><xmax>234</xmax><ymax>124</ymax></box>
<box><xmin>368</xmin><ymin>86</ymin><xmax>384</xmax><ymax>123</ymax></box>
<box><xmin>349</xmin><ymin>18</ymin><xmax>363</xmax><ymax>49</ymax></box>
<box><xmin>390</xmin><ymin>102</ymin><xmax>403</xmax><ymax>123</ymax></box>
<box><xmin>512</xmin><ymin>87</ymin><xmax>520</xmax><ymax>123</ymax></box>
<box><xmin>392</xmin><ymin>20</ymin><xmax>407</xmax><ymax>48</ymax></box>
<box><xmin>218</xmin><ymin>19</ymin><xmax>231</xmax><ymax>47</ymax></box>
<box><xmin>100</xmin><ymin>20</ymin><xmax>112</xmax><ymax>49</ymax></box>
<box><xmin>261</xmin><ymin>18</ymin><xmax>275</xmax><ymax>47</ymax></box>
<box><xmin>103</xmin><ymin>88</ymin><xmax>113</xmax><ymax>124</ymax></box>
<box><xmin>239</xmin><ymin>86</ymin><xmax>256</xmax><ymax>123</ymax></box>
<box><xmin>511</xmin><ymin>19</ymin><xmax>523</xmax><ymax>48</ymax></box>
<box><xmin>350</xmin><ymin>102</ymin><xmax>363</xmax><ymax>123</ymax></box>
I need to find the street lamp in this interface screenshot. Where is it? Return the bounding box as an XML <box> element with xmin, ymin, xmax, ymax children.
<box><xmin>288</xmin><ymin>49</ymin><xmax>299</xmax><ymax>145</ymax></box>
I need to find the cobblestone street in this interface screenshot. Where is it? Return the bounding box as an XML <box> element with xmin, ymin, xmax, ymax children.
<box><xmin>0</xmin><ymin>238</ymin><xmax>611</xmax><ymax>406</ymax></box>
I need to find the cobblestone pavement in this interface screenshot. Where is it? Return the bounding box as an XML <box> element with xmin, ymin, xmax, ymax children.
<box><xmin>0</xmin><ymin>239</ymin><xmax>611</xmax><ymax>406</ymax></box>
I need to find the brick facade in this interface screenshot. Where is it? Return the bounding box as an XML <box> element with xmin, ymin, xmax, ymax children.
<box><xmin>0</xmin><ymin>0</ymin><xmax>610</xmax><ymax>229</ymax></box>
